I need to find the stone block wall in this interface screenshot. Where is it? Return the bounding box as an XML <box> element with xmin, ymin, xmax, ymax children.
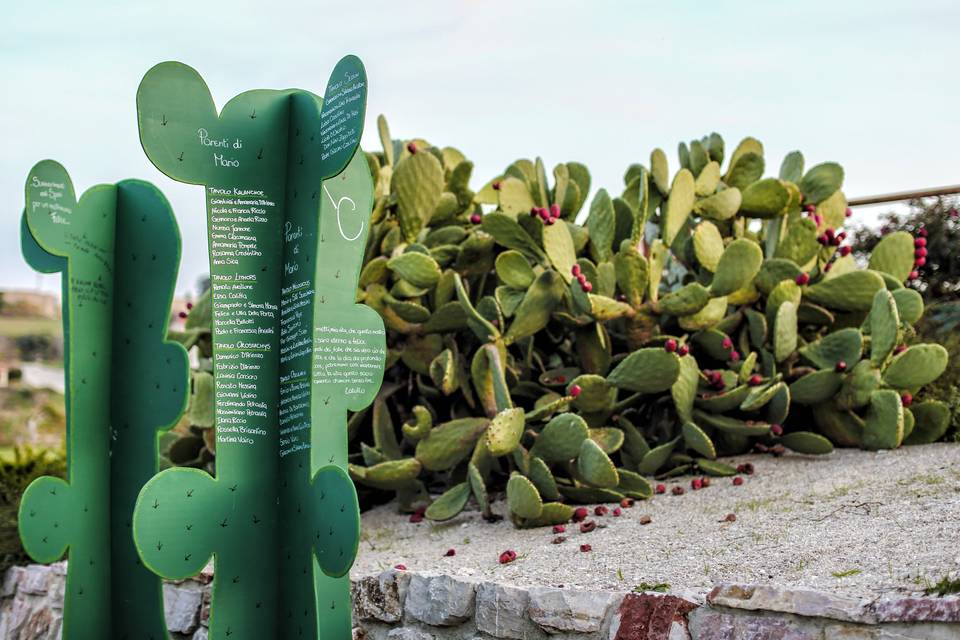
<box><xmin>2</xmin><ymin>564</ymin><xmax>959</xmax><ymax>640</ymax></box>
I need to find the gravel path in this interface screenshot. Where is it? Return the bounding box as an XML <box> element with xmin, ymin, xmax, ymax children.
<box><xmin>352</xmin><ymin>442</ymin><xmax>960</xmax><ymax>599</ymax></box>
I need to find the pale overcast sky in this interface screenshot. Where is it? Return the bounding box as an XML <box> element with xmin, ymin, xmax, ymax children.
<box><xmin>2</xmin><ymin>1</ymin><xmax>956</xmax><ymax>298</ymax></box>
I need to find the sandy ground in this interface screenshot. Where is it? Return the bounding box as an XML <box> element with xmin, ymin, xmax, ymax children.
<box><xmin>352</xmin><ymin>442</ymin><xmax>960</xmax><ymax>599</ymax></box>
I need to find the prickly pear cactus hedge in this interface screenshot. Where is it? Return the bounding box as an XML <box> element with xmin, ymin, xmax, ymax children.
<box><xmin>341</xmin><ymin>127</ymin><xmax>951</xmax><ymax>527</ymax></box>
<box><xmin>18</xmin><ymin>160</ymin><xmax>188</xmax><ymax>638</ymax></box>
<box><xmin>132</xmin><ymin>56</ymin><xmax>384</xmax><ymax>640</ymax></box>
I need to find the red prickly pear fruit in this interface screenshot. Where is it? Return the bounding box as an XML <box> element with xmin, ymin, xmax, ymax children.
<box><xmin>721</xmin><ymin>336</ymin><xmax>733</xmax><ymax>349</ymax></box>
<box><xmin>409</xmin><ymin>513</ymin><xmax>424</xmax><ymax>523</ymax></box>
<box><xmin>804</xmin><ymin>204</ymin><xmax>816</xmax><ymax>213</ymax></box>
<box><xmin>915</xmin><ymin>257</ymin><xmax>926</xmax><ymax>267</ymax></box>
<box><xmin>569</xmin><ymin>384</ymin><xmax>582</xmax><ymax>398</ymax></box>
<box><xmin>835</xmin><ymin>360</ymin><xmax>848</xmax><ymax>372</ymax></box>
<box><xmin>915</xmin><ymin>237</ymin><xmax>927</xmax><ymax>247</ymax></box>
<box><xmin>612</xmin><ymin>507</ymin><xmax>622</xmax><ymax>517</ymax></box>
<box><xmin>549</xmin><ymin>203</ymin><xmax>561</xmax><ymax>218</ymax></box>
<box><xmin>691</xmin><ymin>478</ymin><xmax>703</xmax><ymax>490</ymax></box>
<box><xmin>902</xmin><ymin>392</ymin><xmax>913</xmax><ymax>407</ymax></box>
<box><xmin>845</xmin><ymin>207</ymin><xmax>853</xmax><ymax>217</ymax></box>
<box><xmin>729</xmin><ymin>350</ymin><xmax>740</xmax><ymax>362</ymax></box>
<box><xmin>825</xmin><ymin>228</ymin><xmax>835</xmax><ymax>241</ymax></box>
<box><xmin>915</xmin><ymin>247</ymin><xmax>928</xmax><ymax>258</ymax></box>
<box><xmin>671</xmin><ymin>485</ymin><xmax>684</xmax><ymax>496</ymax></box>
<box><xmin>919</xmin><ymin>228</ymin><xmax>928</xmax><ymax>237</ymax></box>
<box><xmin>655</xmin><ymin>484</ymin><xmax>666</xmax><ymax>495</ymax></box>
<box><xmin>909</xmin><ymin>270</ymin><xmax>919</xmax><ymax>279</ymax></box>
<box><xmin>737</xmin><ymin>462</ymin><xmax>755</xmax><ymax>475</ymax></box>
<box><xmin>444</xmin><ymin>548</ymin><xmax>456</xmax><ymax>557</ymax></box>
<box><xmin>620</xmin><ymin>497</ymin><xmax>635</xmax><ymax>508</ymax></box>
<box><xmin>470</xmin><ymin>213</ymin><xmax>482</xmax><ymax>224</ymax></box>
<box><xmin>664</xmin><ymin>339</ymin><xmax>678</xmax><ymax>353</ymax></box>
<box><xmin>545</xmin><ymin>217</ymin><xmax>556</xmax><ymax>225</ymax></box>
<box><xmin>770</xmin><ymin>423</ymin><xmax>784</xmax><ymax>436</ymax></box>
<box><xmin>178</xmin><ymin>311</ymin><xmax>188</xmax><ymax>318</ymax></box>
<box><xmin>571</xmin><ymin>264</ymin><xmax>581</xmax><ymax>277</ymax></box>
<box><xmin>529</xmin><ymin>207</ymin><xmax>539</xmax><ymax>217</ymax></box>
<box><xmin>582</xmin><ymin>281</ymin><xmax>593</xmax><ymax>292</ymax></box>
<box><xmin>733</xmin><ymin>476</ymin><xmax>744</xmax><ymax>486</ymax></box>
<box><xmin>795</xmin><ymin>273</ymin><xmax>810</xmax><ymax>285</ymax></box>
<box><xmin>677</xmin><ymin>344</ymin><xmax>690</xmax><ymax>356</ymax></box>
<box><xmin>492</xmin><ymin>181</ymin><xmax>501</xmax><ymax>191</ymax></box>
<box><xmin>580</xmin><ymin>544</ymin><xmax>592</xmax><ymax>552</ymax></box>
<box><xmin>839</xmin><ymin>246</ymin><xmax>852</xmax><ymax>257</ymax></box>
<box><xmin>394</xmin><ymin>564</ymin><xmax>407</xmax><ymax>570</ymax></box>
<box><xmin>552</xmin><ymin>525</ymin><xmax>566</xmax><ymax>534</ymax></box>
<box><xmin>186</xmin><ymin>302</ymin><xmax>194</xmax><ymax>310</ymax></box>
<box><xmin>555</xmin><ymin>375</ymin><xmax>567</xmax><ymax>384</ymax></box>
<box><xmin>579</xmin><ymin>520</ymin><xmax>597</xmax><ymax>533</ymax></box>
<box><xmin>594</xmin><ymin>505</ymin><xmax>609</xmax><ymax>516</ymax></box>
<box><xmin>837</xmin><ymin>231</ymin><xmax>847</xmax><ymax>242</ymax></box>
<box><xmin>817</xmin><ymin>235</ymin><xmax>828</xmax><ymax>245</ymax></box>
<box><xmin>724</xmin><ymin>513</ymin><xmax>737</xmax><ymax>522</ymax></box>
<box><xmin>572</xmin><ymin>507</ymin><xmax>589</xmax><ymax>522</ymax></box>
<box><xmin>576</xmin><ymin>273</ymin><xmax>587</xmax><ymax>284</ymax></box>
<box><xmin>552</xmin><ymin>536</ymin><xmax>566</xmax><ymax>544</ymax></box>
<box><xmin>894</xmin><ymin>345</ymin><xmax>907</xmax><ymax>355</ymax></box>
<box><xmin>748</xmin><ymin>374</ymin><xmax>763</xmax><ymax>387</ymax></box>
<box><xmin>407</xmin><ymin>142</ymin><xmax>417</xmax><ymax>154</ymax></box>
<box><xmin>538</xmin><ymin>207</ymin><xmax>550</xmax><ymax>220</ymax></box>
<box><xmin>498</xmin><ymin>550</ymin><xmax>517</xmax><ymax>564</ymax></box>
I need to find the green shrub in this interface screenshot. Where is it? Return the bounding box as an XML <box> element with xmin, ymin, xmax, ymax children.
<box><xmin>0</xmin><ymin>447</ymin><xmax>65</xmax><ymax>571</ymax></box>
<box><xmin>173</xmin><ymin>120</ymin><xmax>953</xmax><ymax>527</ymax></box>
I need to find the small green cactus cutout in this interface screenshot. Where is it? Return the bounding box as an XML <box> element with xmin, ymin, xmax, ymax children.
<box><xmin>18</xmin><ymin>160</ymin><xmax>188</xmax><ymax>639</ymax></box>
<box><xmin>132</xmin><ymin>55</ymin><xmax>383</xmax><ymax>640</ymax></box>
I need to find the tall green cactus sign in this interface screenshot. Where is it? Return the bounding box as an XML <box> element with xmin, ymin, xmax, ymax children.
<box><xmin>18</xmin><ymin>161</ymin><xmax>188</xmax><ymax>639</ymax></box>
<box><xmin>132</xmin><ymin>55</ymin><xmax>383</xmax><ymax>639</ymax></box>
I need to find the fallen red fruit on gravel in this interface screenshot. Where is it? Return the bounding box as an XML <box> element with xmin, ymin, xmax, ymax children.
<box><xmin>394</xmin><ymin>564</ymin><xmax>407</xmax><ymax>570</ymax></box>
<box><xmin>444</xmin><ymin>548</ymin><xmax>456</xmax><ymax>557</ymax></box>
<box><xmin>499</xmin><ymin>550</ymin><xmax>517</xmax><ymax>564</ymax></box>
<box><xmin>580</xmin><ymin>544</ymin><xmax>592</xmax><ymax>552</ymax></box>
<box><xmin>594</xmin><ymin>505</ymin><xmax>609</xmax><ymax>516</ymax></box>
<box><xmin>579</xmin><ymin>520</ymin><xmax>597</xmax><ymax>533</ymax></box>
<box><xmin>733</xmin><ymin>476</ymin><xmax>744</xmax><ymax>486</ymax></box>
<box><xmin>552</xmin><ymin>525</ymin><xmax>566</xmax><ymax>534</ymax></box>
<box><xmin>655</xmin><ymin>484</ymin><xmax>666</xmax><ymax>495</ymax></box>
<box><xmin>572</xmin><ymin>507</ymin><xmax>589</xmax><ymax>522</ymax></box>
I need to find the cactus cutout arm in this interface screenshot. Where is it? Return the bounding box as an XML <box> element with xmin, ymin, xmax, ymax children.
<box><xmin>133</xmin><ymin>55</ymin><xmax>373</xmax><ymax>640</ymax></box>
<box><xmin>18</xmin><ymin>161</ymin><xmax>187</xmax><ymax>639</ymax></box>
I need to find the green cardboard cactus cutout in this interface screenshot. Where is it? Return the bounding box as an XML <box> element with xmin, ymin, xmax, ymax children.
<box><xmin>18</xmin><ymin>160</ymin><xmax>188</xmax><ymax>639</ymax></box>
<box><xmin>131</xmin><ymin>55</ymin><xmax>383</xmax><ymax>639</ymax></box>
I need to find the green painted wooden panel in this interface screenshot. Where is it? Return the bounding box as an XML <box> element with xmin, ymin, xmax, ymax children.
<box><xmin>132</xmin><ymin>55</ymin><xmax>382</xmax><ymax>639</ymax></box>
<box><xmin>18</xmin><ymin>160</ymin><xmax>188</xmax><ymax>639</ymax></box>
